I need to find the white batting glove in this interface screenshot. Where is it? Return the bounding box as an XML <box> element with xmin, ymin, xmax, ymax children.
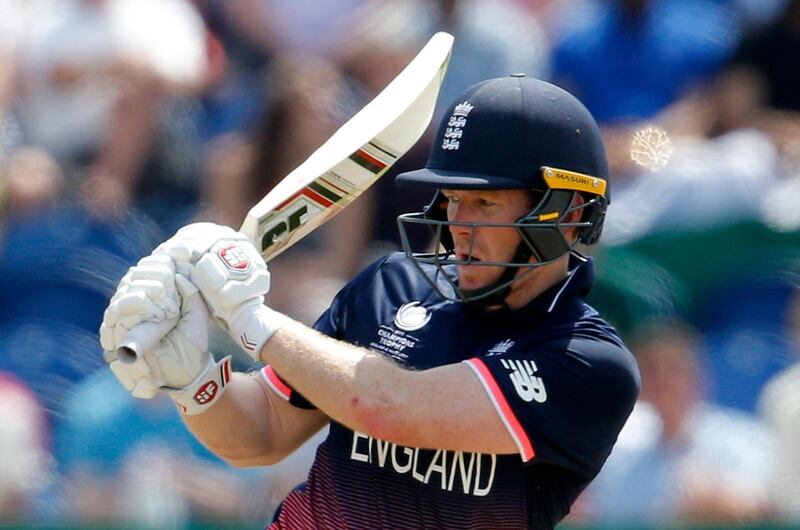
<box><xmin>190</xmin><ymin>238</ymin><xmax>286</xmax><ymax>360</ymax></box>
<box><xmin>100</xmin><ymin>254</ymin><xmax>181</xmax><ymax>398</ymax></box>
<box><xmin>102</xmin><ymin>274</ymin><xmax>232</xmax><ymax>414</ymax></box>
<box><xmin>154</xmin><ymin>222</ymin><xmax>285</xmax><ymax>361</ymax></box>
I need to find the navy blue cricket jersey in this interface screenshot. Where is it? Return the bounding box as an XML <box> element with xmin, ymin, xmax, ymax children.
<box><xmin>261</xmin><ymin>252</ymin><xmax>639</xmax><ymax>530</ymax></box>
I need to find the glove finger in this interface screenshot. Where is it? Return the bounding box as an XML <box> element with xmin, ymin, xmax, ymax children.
<box><xmin>174</xmin><ymin>223</ymin><xmax>241</xmax><ymax>261</ymax></box>
<box><xmin>109</xmin><ymin>358</ymin><xmax>152</xmax><ymax>391</ymax></box>
<box><xmin>175</xmin><ymin>274</ymin><xmax>209</xmax><ymax>352</ymax></box>
<box><xmin>127</xmin><ymin>270</ymin><xmax>176</xmax><ymax>298</ymax></box>
<box><xmin>135</xmin><ymin>253</ymin><xmax>174</xmax><ymax>271</ymax></box>
<box><xmin>109</xmin><ymin>362</ymin><xmax>136</xmax><ymax>392</ymax></box>
<box><xmin>114</xmin><ymin>291</ymin><xmax>150</xmax><ymax>317</ymax></box>
<box><xmin>176</xmin><ymin>274</ymin><xmax>207</xmax><ymax>319</ymax></box>
<box><xmin>148</xmin><ymin>340</ymin><xmax>204</xmax><ymax>389</ymax></box>
<box><xmin>114</xmin><ymin>319</ymin><xmax>132</xmax><ymax>349</ymax></box>
<box><xmin>115</xmin><ymin>288</ymin><xmax>174</xmax><ymax>323</ymax></box>
<box><xmin>174</xmin><ymin>273</ymin><xmax>199</xmax><ymax>300</ymax></box>
<box><xmin>118</xmin><ymin>314</ymin><xmax>148</xmax><ymax>331</ymax></box>
<box><xmin>154</xmin><ymin>239</ymin><xmax>192</xmax><ymax>264</ymax></box>
<box><xmin>102</xmin><ymin>303</ymin><xmax>121</xmax><ymax>327</ymax></box>
<box><xmin>129</xmin><ymin>258</ymin><xmax>175</xmax><ymax>280</ymax></box>
<box><xmin>127</xmin><ymin>279</ymin><xmax>176</xmax><ymax>307</ymax></box>
<box><xmin>103</xmin><ymin>349</ymin><xmax>118</xmax><ymax>364</ymax></box>
<box><xmin>131</xmin><ymin>378</ymin><xmax>160</xmax><ymax>399</ymax></box>
<box><xmin>111</xmin><ymin>271</ymin><xmax>133</xmax><ymax>297</ymax></box>
<box><xmin>99</xmin><ymin>322</ymin><xmax>116</xmax><ymax>352</ymax></box>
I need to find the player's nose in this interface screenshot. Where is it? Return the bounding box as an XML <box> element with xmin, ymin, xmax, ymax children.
<box><xmin>448</xmin><ymin>220</ymin><xmax>474</xmax><ymax>243</ymax></box>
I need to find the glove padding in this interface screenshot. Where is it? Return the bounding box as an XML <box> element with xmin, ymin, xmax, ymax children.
<box><xmin>155</xmin><ymin>222</ymin><xmax>284</xmax><ymax>360</ymax></box>
<box><xmin>102</xmin><ymin>270</ymin><xmax>217</xmax><ymax>403</ymax></box>
<box><xmin>152</xmin><ymin>222</ymin><xmax>256</xmax><ymax>278</ymax></box>
<box><xmin>100</xmin><ymin>254</ymin><xmax>180</xmax><ymax>359</ymax></box>
<box><xmin>191</xmin><ymin>239</ymin><xmax>285</xmax><ymax>359</ymax></box>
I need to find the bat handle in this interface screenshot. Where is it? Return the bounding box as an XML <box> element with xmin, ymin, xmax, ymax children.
<box><xmin>115</xmin><ymin>320</ymin><xmax>177</xmax><ymax>363</ymax></box>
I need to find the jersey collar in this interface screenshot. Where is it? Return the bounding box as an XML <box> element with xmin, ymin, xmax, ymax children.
<box><xmin>531</xmin><ymin>251</ymin><xmax>594</xmax><ymax>315</ymax></box>
<box><xmin>469</xmin><ymin>252</ymin><xmax>594</xmax><ymax>319</ymax></box>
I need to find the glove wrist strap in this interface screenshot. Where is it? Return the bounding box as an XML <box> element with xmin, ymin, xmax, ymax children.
<box><xmin>170</xmin><ymin>355</ymin><xmax>232</xmax><ymax>415</ymax></box>
<box><xmin>229</xmin><ymin>305</ymin><xmax>287</xmax><ymax>361</ymax></box>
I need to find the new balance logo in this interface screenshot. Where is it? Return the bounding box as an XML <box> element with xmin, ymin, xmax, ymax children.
<box><xmin>486</xmin><ymin>339</ymin><xmax>514</xmax><ymax>356</ymax></box>
<box><xmin>500</xmin><ymin>359</ymin><xmax>547</xmax><ymax>403</ymax></box>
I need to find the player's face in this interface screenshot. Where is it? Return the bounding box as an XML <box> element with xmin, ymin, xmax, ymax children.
<box><xmin>442</xmin><ymin>189</ymin><xmax>533</xmax><ymax>291</ymax></box>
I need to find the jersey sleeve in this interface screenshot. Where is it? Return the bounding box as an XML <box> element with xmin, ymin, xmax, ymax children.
<box><xmin>464</xmin><ymin>337</ymin><xmax>639</xmax><ymax>477</ymax></box>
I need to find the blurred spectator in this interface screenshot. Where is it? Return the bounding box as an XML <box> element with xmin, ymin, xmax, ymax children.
<box><xmin>590</xmin><ymin>0</ymin><xmax>799</xmax><ymax>244</ymax></box>
<box><xmin>338</xmin><ymin>0</ymin><xmax>550</xmax><ymax>249</ymax></box>
<box><xmin>717</xmin><ymin>0</ymin><xmax>800</xmax><ymax>127</ymax></box>
<box><xmin>0</xmin><ymin>371</ymin><xmax>52</xmax><ymax>522</ymax></box>
<box><xmin>714</xmin><ymin>0</ymin><xmax>800</xmax><ymax>232</ymax></box>
<box><xmin>550</xmin><ymin>0</ymin><xmax>743</xmax><ymax>185</ymax></box>
<box><xmin>340</xmin><ymin>0</ymin><xmax>548</xmax><ymax>118</ymax></box>
<box><xmin>55</xmin><ymin>358</ymin><xmax>325</xmax><ymax>527</ymax></box>
<box><xmin>551</xmin><ymin>0</ymin><xmax>740</xmax><ymax>124</ymax></box>
<box><xmin>1</xmin><ymin>147</ymin><xmax>64</xmax><ymax>218</ymax></box>
<box><xmin>0</xmin><ymin>147</ymin><xmax>163</xmax><ymax>425</ymax></box>
<box><xmin>219</xmin><ymin>0</ymin><xmax>367</xmax><ymax>59</ymax></box>
<box><xmin>759</xmin><ymin>287</ymin><xmax>800</xmax><ymax>519</ymax></box>
<box><xmin>13</xmin><ymin>0</ymin><xmax>211</xmax><ymax>219</ymax></box>
<box><xmin>601</xmin><ymin>126</ymin><xmax>781</xmax><ymax>244</ymax></box>
<box><xmin>191</xmin><ymin>1</ymin><xmax>270</xmax><ymax>142</ymax></box>
<box><xmin>581</xmin><ymin>319</ymin><xmax>776</xmax><ymax>524</ymax></box>
<box><xmin>56</xmin><ymin>368</ymin><xmax>265</xmax><ymax>526</ymax></box>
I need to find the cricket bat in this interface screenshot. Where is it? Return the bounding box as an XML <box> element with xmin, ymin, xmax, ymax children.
<box><xmin>116</xmin><ymin>32</ymin><xmax>453</xmax><ymax>359</ymax></box>
<box><xmin>242</xmin><ymin>31</ymin><xmax>454</xmax><ymax>261</ymax></box>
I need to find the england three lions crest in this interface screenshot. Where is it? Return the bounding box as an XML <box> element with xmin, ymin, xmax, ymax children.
<box><xmin>442</xmin><ymin>101</ymin><xmax>474</xmax><ymax>151</ymax></box>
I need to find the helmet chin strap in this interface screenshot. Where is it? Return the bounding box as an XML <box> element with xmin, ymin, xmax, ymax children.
<box><xmin>459</xmin><ymin>242</ymin><xmax>534</xmax><ymax>308</ymax></box>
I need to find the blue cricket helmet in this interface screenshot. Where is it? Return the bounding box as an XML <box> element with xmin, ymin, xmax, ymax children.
<box><xmin>395</xmin><ymin>74</ymin><xmax>610</xmax><ymax>304</ymax></box>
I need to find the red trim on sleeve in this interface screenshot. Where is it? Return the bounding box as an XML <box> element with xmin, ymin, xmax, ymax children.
<box><xmin>260</xmin><ymin>365</ymin><xmax>291</xmax><ymax>401</ymax></box>
<box><xmin>464</xmin><ymin>358</ymin><xmax>535</xmax><ymax>462</ymax></box>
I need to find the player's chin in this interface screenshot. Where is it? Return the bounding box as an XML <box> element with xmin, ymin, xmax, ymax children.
<box><xmin>456</xmin><ymin>264</ymin><xmax>504</xmax><ymax>291</ymax></box>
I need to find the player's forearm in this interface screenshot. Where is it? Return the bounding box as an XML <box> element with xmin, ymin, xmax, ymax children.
<box><xmin>180</xmin><ymin>373</ymin><xmax>281</xmax><ymax>466</ymax></box>
<box><xmin>260</xmin><ymin>319</ymin><xmax>410</xmax><ymax>440</ymax></box>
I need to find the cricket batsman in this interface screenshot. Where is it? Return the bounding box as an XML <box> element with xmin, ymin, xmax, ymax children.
<box><xmin>100</xmin><ymin>75</ymin><xmax>640</xmax><ymax>529</ymax></box>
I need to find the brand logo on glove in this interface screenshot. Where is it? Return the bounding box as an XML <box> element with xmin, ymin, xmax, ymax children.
<box><xmin>194</xmin><ymin>381</ymin><xmax>219</xmax><ymax>405</ymax></box>
<box><xmin>218</xmin><ymin>245</ymin><xmax>251</xmax><ymax>271</ymax></box>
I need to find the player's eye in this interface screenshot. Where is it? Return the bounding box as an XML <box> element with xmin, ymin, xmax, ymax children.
<box><xmin>477</xmin><ymin>197</ymin><xmax>497</xmax><ymax>208</ymax></box>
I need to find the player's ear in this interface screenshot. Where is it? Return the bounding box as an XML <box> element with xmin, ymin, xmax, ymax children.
<box><xmin>563</xmin><ymin>193</ymin><xmax>586</xmax><ymax>241</ymax></box>
<box><xmin>566</xmin><ymin>193</ymin><xmax>585</xmax><ymax>222</ymax></box>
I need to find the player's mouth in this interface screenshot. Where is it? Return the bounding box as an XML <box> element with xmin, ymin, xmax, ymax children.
<box><xmin>456</xmin><ymin>251</ymin><xmax>481</xmax><ymax>263</ymax></box>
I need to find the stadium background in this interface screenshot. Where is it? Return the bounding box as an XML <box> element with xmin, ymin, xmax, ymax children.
<box><xmin>0</xmin><ymin>0</ymin><xmax>799</xmax><ymax>528</ymax></box>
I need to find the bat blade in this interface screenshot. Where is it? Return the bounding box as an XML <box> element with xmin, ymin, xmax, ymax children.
<box><xmin>239</xmin><ymin>32</ymin><xmax>454</xmax><ymax>261</ymax></box>
<box><xmin>115</xmin><ymin>33</ymin><xmax>453</xmax><ymax>360</ymax></box>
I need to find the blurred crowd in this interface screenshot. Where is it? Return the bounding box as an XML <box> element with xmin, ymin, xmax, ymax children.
<box><xmin>0</xmin><ymin>0</ymin><xmax>799</xmax><ymax>527</ymax></box>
